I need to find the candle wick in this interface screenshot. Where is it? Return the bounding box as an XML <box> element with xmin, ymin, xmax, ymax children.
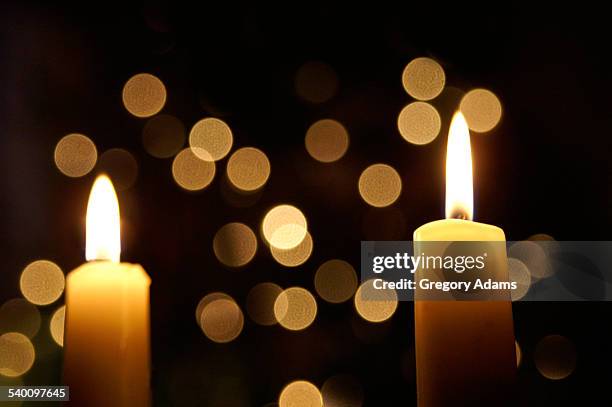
<box><xmin>450</xmin><ymin>210</ymin><xmax>469</xmax><ymax>220</ymax></box>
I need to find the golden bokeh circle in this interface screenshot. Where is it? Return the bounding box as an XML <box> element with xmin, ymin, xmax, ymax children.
<box><xmin>508</xmin><ymin>258</ymin><xmax>531</xmax><ymax>301</ymax></box>
<box><xmin>305</xmin><ymin>119</ymin><xmax>349</xmax><ymax>163</ymax></box>
<box><xmin>246</xmin><ymin>282</ymin><xmax>283</xmax><ymax>326</ymax></box>
<box><xmin>262</xmin><ymin>205</ymin><xmax>308</xmax><ymax>250</ymax></box>
<box><xmin>195</xmin><ymin>292</ymin><xmax>232</xmax><ymax>326</ymax></box>
<box><xmin>459</xmin><ymin>88</ymin><xmax>502</xmax><ymax>133</ymax></box>
<box><xmin>270</xmin><ymin>231</ymin><xmax>313</xmax><ymax>267</ymax></box>
<box><xmin>213</xmin><ymin>222</ymin><xmax>258</xmax><ymax>267</ymax></box>
<box><xmin>172</xmin><ymin>147</ymin><xmax>216</xmax><ymax>191</ymax></box>
<box><xmin>54</xmin><ymin>134</ymin><xmax>97</xmax><ymax>177</ymax></box>
<box><xmin>19</xmin><ymin>260</ymin><xmax>64</xmax><ymax>306</ymax></box>
<box><xmin>354</xmin><ymin>279</ymin><xmax>398</xmax><ymax>323</ymax></box>
<box><xmin>122</xmin><ymin>73</ymin><xmax>167</xmax><ymax>118</ymax></box>
<box><xmin>189</xmin><ymin>118</ymin><xmax>233</xmax><ymax>162</ymax></box>
<box><xmin>0</xmin><ymin>299</ymin><xmax>41</xmax><ymax>338</ymax></box>
<box><xmin>314</xmin><ymin>259</ymin><xmax>358</xmax><ymax>303</ymax></box>
<box><xmin>397</xmin><ymin>102</ymin><xmax>441</xmax><ymax>145</ymax></box>
<box><xmin>321</xmin><ymin>374</ymin><xmax>364</xmax><ymax>407</ymax></box>
<box><xmin>49</xmin><ymin>305</ymin><xmax>65</xmax><ymax>347</ymax></box>
<box><xmin>509</xmin><ymin>241</ymin><xmax>552</xmax><ymax>280</ymax></box>
<box><xmin>401</xmin><ymin>57</ymin><xmax>445</xmax><ymax>101</ymax></box>
<box><xmin>200</xmin><ymin>298</ymin><xmax>244</xmax><ymax>343</ymax></box>
<box><xmin>0</xmin><ymin>333</ymin><xmax>35</xmax><ymax>378</ymax></box>
<box><xmin>142</xmin><ymin>114</ymin><xmax>185</xmax><ymax>158</ymax></box>
<box><xmin>274</xmin><ymin>287</ymin><xmax>317</xmax><ymax>331</ymax></box>
<box><xmin>358</xmin><ymin>164</ymin><xmax>402</xmax><ymax>208</ymax></box>
<box><xmin>97</xmin><ymin>148</ymin><xmax>138</xmax><ymax>191</ymax></box>
<box><xmin>534</xmin><ymin>335</ymin><xmax>576</xmax><ymax>380</ymax></box>
<box><xmin>279</xmin><ymin>380</ymin><xmax>323</xmax><ymax>407</ymax></box>
<box><xmin>226</xmin><ymin>147</ymin><xmax>271</xmax><ymax>192</ymax></box>
<box><xmin>295</xmin><ymin>61</ymin><xmax>338</xmax><ymax>104</ymax></box>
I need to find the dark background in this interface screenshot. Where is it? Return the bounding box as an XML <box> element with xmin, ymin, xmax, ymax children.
<box><xmin>1</xmin><ymin>2</ymin><xmax>611</xmax><ymax>406</ymax></box>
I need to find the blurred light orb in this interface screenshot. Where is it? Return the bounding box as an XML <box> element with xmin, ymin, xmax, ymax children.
<box><xmin>122</xmin><ymin>73</ymin><xmax>167</xmax><ymax>118</ymax></box>
<box><xmin>200</xmin><ymin>297</ymin><xmax>244</xmax><ymax>343</ymax></box>
<box><xmin>314</xmin><ymin>259</ymin><xmax>358</xmax><ymax>303</ymax></box>
<box><xmin>354</xmin><ymin>279</ymin><xmax>398</xmax><ymax>323</ymax></box>
<box><xmin>401</xmin><ymin>57</ymin><xmax>445</xmax><ymax>101</ymax></box>
<box><xmin>189</xmin><ymin>118</ymin><xmax>233</xmax><ymax>162</ymax></box>
<box><xmin>270</xmin><ymin>231</ymin><xmax>313</xmax><ymax>267</ymax></box>
<box><xmin>226</xmin><ymin>147</ymin><xmax>271</xmax><ymax>192</ymax></box>
<box><xmin>20</xmin><ymin>260</ymin><xmax>64</xmax><ymax>306</ymax></box>
<box><xmin>279</xmin><ymin>380</ymin><xmax>323</xmax><ymax>407</ymax></box>
<box><xmin>195</xmin><ymin>292</ymin><xmax>232</xmax><ymax>326</ymax></box>
<box><xmin>515</xmin><ymin>340</ymin><xmax>522</xmax><ymax>367</ymax></box>
<box><xmin>213</xmin><ymin>222</ymin><xmax>258</xmax><ymax>267</ymax></box>
<box><xmin>0</xmin><ymin>299</ymin><xmax>41</xmax><ymax>338</ymax></box>
<box><xmin>274</xmin><ymin>287</ymin><xmax>317</xmax><ymax>331</ymax></box>
<box><xmin>295</xmin><ymin>61</ymin><xmax>338</xmax><ymax>104</ymax></box>
<box><xmin>358</xmin><ymin>164</ymin><xmax>402</xmax><ymax>207</ymax></box>
<box><xmin>50</xmin><ymin>305</ymin><xmax>65</xmax><ymax>347</ymax></box>
<box><xmin>246</xmin><ymin>282</ymin><xmax>283</xmax><ymax>326</ymax></box>
<box><xmin>535</xmin><ymin>335</ymin><xmax>576</xmax><ymax>380</ymax></box>
<box><xmin>397</xmin><ymin>102</ymin><xmax>441</xmax><ymax>145</ymax></box>
<box><xmin>459</xmin><ymin>88</ymin><xmax>502</xmax><ymax>133</ymax></box>
<box><xmin>321</xmin><ymin>374</ymin><xmax>364</xmax><ymax>407</ymax></box>
<box><xmin>97</xmin><ymin>148</ymin><xmax>138</xmax><ymax>191</ymax></box>
<box><xmin>54</xmin><ymin>134</ymin><xmax>97</xmax><ymax>177</ymax></box>
<box><xmin>508</xmin><ymin>258</ymin><xmax>531</xmax><ymax>301</ymax></box>
<box><xmin>305</xmin><ymin>119</ymin><xmax>349</xmax><ymax>163</ymax></box>
<box><xmin>0</xmin><ymin>333</ymin><xmax>35</xmax><ymax>378</ymax></box>
<box><xmin>262</xmin><ymin>205</ymin><xmax>308</xmax><ymax>250</ymax></box>
<box><xmin>509</xmin><ymin>241</ymin><xmax>552</xmax><ymax>280</ymax></box>
<box><xmin>172</xmin><ymin>147</ymin><xmax>216</xmax><ymax>191</ymax></box>
<box><xmin>142</xmin><ymin>114</ymin><xmax>186</xmax><ymax>158</ymax></box>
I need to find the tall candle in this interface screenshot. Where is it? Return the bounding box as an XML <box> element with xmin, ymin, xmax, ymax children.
<box><xmin>413</xmin><ymin>113</ymin><xmax>516</xmax><ymax>406</ymax></box>
<box><xmin>63</xmin><ymin>175</ymin><xmax>151</xmax><ymax>407</ymax></box>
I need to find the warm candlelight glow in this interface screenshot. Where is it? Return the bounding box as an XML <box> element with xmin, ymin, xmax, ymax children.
<box><xmin>445</xmin><ymin>112</ymin><xmax>474</xmax><ymax>220</ymax></box>
<box><xmin>86</xmin><ymin>175</ymin><xmax>121</xmax><ymax>263</ymax></box>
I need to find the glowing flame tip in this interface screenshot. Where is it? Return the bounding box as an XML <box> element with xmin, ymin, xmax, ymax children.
<box><xmin>445</xmin><ymin>112</ymin><xmax>474</xmax><ymax>220</ymax></box>
<box><xmin>86</xmin><ymin>175</ymin><xmax>121</xmax><ymax>262</ymax></box>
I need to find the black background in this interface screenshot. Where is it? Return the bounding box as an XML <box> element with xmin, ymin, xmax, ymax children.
<box><xmin>1</xmin><ymin>2</ymin><xmax>611</xmax><ymax>406</ymax></box>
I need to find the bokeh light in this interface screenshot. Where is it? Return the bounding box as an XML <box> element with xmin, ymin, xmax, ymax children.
<box><xmin>279</xmin><ymin>380</ymin><xmax>323</xmax><ymax>407</ymax></box>
<box><xmin>401</xmin><ymin>57</ymin><xmax>445</xmax><ymax>101</ymax></box>
<box><xmin>321</xmin><ymin>374</ymin><xmax>364</xmax><ymax>407</ymax></box>
<box><xmin>195</xmin><ymin>292</ymin><xmax>232</xmax><ymax>326</ymax></box>
<box><xmin>262</xmin><ymin>205</ymin><xmax>308</xmax><ymax>250</ymax></box>
<box><xmin>354</xmin><ymin>279</ymin><xmax>398</xmax><ymax>323</ymax></box>
<box><xmin>0</xmin><ymin>333</ymin><xmax>35</xmax><ymax>378</ymax></box>
<box><xmin>50</xmin><ymin>305</ymin><xmax>65</xmax><ymax>347</ymax></box>
<box><xmin>142</xmin><ymin>114</ymin><xmax>185</xmax><ymax>158</ymax></box>
<box><xmin>459</xmin><ymin>88</ymin><xmax>502</xmax><ymax>133</ymax></box>
<box><xmin>246</xmin><ymin>282</ymin><xmax>283</xmax><ymax>326</ymax></box>
<box><xmin>397</xmin><ymin>102</ymin><xmax>441</xmax><ymax>145</ymax></box>
<box><xmin>508</xmin><ymin>257</ymin><xmax>531</xmax><ymax>301</ymax></box>
<box><xmin>172</xmin><ymin>147</ymin><xmax>216</xmax><ymax>191</ymax></box>
<box><xmin>97</xmin><ymin>148</ymin><xmax>138</xmax><ymax>191</ymax></box>
<box><xmin>509</xmin><ymin>241</ymin><xmax>552</xmax><ymax>280</ymax></box>
<box><xmin>200</xmin><ymin>297</ymin><xmax>244</xmax><ymax>343</ymax></box>
<box><xmin>54</xmin><ymin>134</ymin><xmax>97</xmax><ymax>177</ymax></box>
<box><xmin>270</xmin><ymin>231</ymin><xmax>313</xmax><ymax>267</ymax></box>
<box><xmin>0</xmin><ymin>299</ymin><xmax>41</xmax><ymax>338</ymax></box>
<box><xmin>274</xmin><ymin>287</ymin><xmax>317</xmax><ymax>331</ymax></box>
<box><xmin>188</xmin><ymin>118</ymin><xmax>233</xmax><ymax>161</ymax></box>
<box><xmin>213</xmin><ymin>222</ymin><xmax>258</xmax><ymax>267</ymax></box>
<box><xmin>295</xmin><ymin>61</ymin><xmax>338</xmax><ymax>104</ymax></box>
<box><xmin>305</xmin><ymin>119</ymin><xmax>349</xmax><ymax>163</ymax></box>
<box><xmin>535</xmin><ymin>335</ymin><xmax>577</xmax><ymax>380</ymax></box>
<box><xmin>122</xmin><ymin>73</ymin><xmax>167</xmax><ymax>118</ymax></box>
<box><xmin>19</xmin><ymin>260</ymin><xmax>64</xmax><ymax>306</ymax></box>
<box><xmin>226</xmin><ymin>147</ymin><xmax>271</xmax><ymax>192</ymax></box>
<box><xmin>358</xmin><ymin>164</ymin><xmax>402</xmax><ymax>207</ymax></box>
<box><xmin>314</xmin><ymin>259</ymin><xmax>358</xmax><ymax>303</ymax></box>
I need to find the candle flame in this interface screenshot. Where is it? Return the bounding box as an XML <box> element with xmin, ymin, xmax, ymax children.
<box><xmin>445</xmin><ymin>112</ymin><xmax>474</xmax><ymax>220</ymax></box>
<box><xmin>86</xmin><ymin>175</ymin><xmax>121</xmax><ymax>262</ymax></box>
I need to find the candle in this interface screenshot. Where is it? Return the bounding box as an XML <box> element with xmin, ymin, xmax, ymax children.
<box><xmin>63</xmin><ymin>175</ymin><xmax>151</xmax><ymax>407</ymax></box>
<box><xmin>413</xmin><ymin>113</ymin><xmax>516</xmax><ymax>406</ymax></box>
